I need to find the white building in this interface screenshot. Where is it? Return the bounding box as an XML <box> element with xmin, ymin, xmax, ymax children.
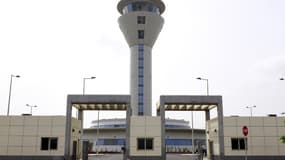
<box><xmin>0</xmin><ymin>115</ymin><xmax>81</xmax><ymax>160</ymax></box>
<box><xmin>207</xmin><ymin>115</ymin><xmax>285</xmax><ymax>160</ymax></box>
<box><xmin>83</xmin><ymin>118</ymin><xmax>206</xmax><ymax>153</ymax></box>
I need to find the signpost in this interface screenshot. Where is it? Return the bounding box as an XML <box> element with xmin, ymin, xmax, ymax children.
<box><xmin>242</xmin><ymin>126</ymin><xmax>248</xmax><ymax>160</ymax></box>
<box><xmin>242</xmin><ymin>126</ymin><xmax>248</xmax><ymax>136</ymax></box>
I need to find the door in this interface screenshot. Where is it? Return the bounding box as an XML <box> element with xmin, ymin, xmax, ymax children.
<box><xmin>72</xmin><ymin>141</ymin><xmax>77</xmax><ymax>160</ymax></box>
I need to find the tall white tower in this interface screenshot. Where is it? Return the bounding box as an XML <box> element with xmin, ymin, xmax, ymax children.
<box><xmin>118</xmin><ymin>0</ymin><xmax>165</xmax><ymax>116</ymax></box>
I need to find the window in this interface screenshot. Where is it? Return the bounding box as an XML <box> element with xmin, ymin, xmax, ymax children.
<box><xmin>138</xmin><ymin>76</ymin><xmax>144</xmax><ymax>85</ymax></box>
<box><xmin>165</xmin><ymin>139</ymin><xmax>192</xmax><ymax>146</ymax></box>
<box><xmin>41</xmin><ymin>138</ymin><xmax>49</xmax><ymax>150</ymax></box>
<box><xmin>138</xmin><ymin>95</ymin><xmax>143</xmax><ymax>103</ymax></box>
<box><xmin>138</xmin><ymin>30</ymin><xmax>144</xmax><ymax>39</ymax></box>
<box><xmin>138</xmin><ymin>60</ymin><xmax>144</xmax><ymax>67</ymax></box>
<box><xmin>96</xmin><ymin>139</ymin><xmax>126</xmax><ymax>145</ymax></box>
<box><xmin>138</xmin><ymin>52</ymin><xmax>144</xmax><ymax>59</ymax></box>
<box><xmin>41</xmin><ymin>137</ymin><xmax>58</xmax><ymax>150</ymax></box>
<box><xmin>137</xmin><ymin>16</ymin><xmax>145</xmax><ymax>24</ymax></box>
<box><xmin>137</xmin><ymin>138</ymin><xmax>153</xmax><ymax>150</ymax></box>
<box><xmin>138</xmin><ymin>103</ymin><xmax>144</xmax><ymax>115</ymax></box>
<box><xmin>138</xmin><ymin>86</ymin><xmax>143</xmax><ymax>94</ymax></box>
<box><xmin>50</xmin><ymin>138</ymin><xmax>58</xmax><ymax>149</ymax></box>
<box><xmin>138</xmin><ymin>68</ymin><xmax>144</xmax><ymax>76</ymax></box>
<box><xmin>231</xmin><ymin>138</ymin><xmax>246</xmax><ymax>150</ymax></box>
<box><xmin>138</xmin><ymin>44</ymin><xmax>144</xmax><ymax>51</ymax></box>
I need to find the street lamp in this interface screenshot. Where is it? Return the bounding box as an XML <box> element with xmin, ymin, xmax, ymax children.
<box><xmin>196</xmin><ymin>77</ymin><xmax>209</xmax><ymax>96</ymax></box>
<box><xmin>82</xmin><ymin>76</ymin><xmax>97</xmax><ymax>154</ymax></box>
<box><xmin>7</xmin><ymin>75</ymin><xmax>20</xmax><ymax>116</ymax></box>
<box><xmin>246</xmin><ymin>105</ymin><xmax>256</xmax><ymax>117</ymax></box>
<box><xmin>26</xmin><ymin>104</ymin><xmax>37</xmax><ymax>115</ymax></box>
<box><xmin>196</xmin><ymin>77</ymin><xmax>209</xmax><ymax>154</ymax></box>
<box><xmin>83</xmin><ymin>76</ymin><xmax>96</xmax><ymax>95</ymax></box>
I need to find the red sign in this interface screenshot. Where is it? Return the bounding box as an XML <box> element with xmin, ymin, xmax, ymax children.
<box><xmin>242</xmin><ymin>126</ymin><xmax>248</xmax><ymax>136</ymax></box>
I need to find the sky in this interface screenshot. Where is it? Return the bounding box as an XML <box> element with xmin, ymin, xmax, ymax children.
<box><xmin>0</xmin><ymin>0</ymin><xmax>285</xmax><ymax>129</ymax></box>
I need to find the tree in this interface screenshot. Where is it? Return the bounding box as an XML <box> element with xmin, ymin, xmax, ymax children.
<box><xmin>281</xmin><ymin>136</ymin><xmax>285</xmax><ymax>143</ymax></box>
<box><xmin>281</xmin><ymin>120</ymin><xmax>285</xmax><ymax>143</ymax></box>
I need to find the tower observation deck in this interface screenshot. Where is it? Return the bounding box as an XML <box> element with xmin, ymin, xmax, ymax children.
<box><xmin>118</xmin><ymin>0</ymin><xmax>165</xmax><ymax>116</ymax></box>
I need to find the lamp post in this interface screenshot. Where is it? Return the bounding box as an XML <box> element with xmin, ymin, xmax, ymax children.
<box><xmin>196</xmin><ymin>77</ymin><xmax>209</xmax><ymax>96</ymax></box>
<box><xmin>82</xmin><ymin>76</ymin><xmax>97</xmax><ymax>154</ymax></box>
<box><xmin>26</xmin><ymin>104</ymin><xmax>37</xmax><ymax>115</ymax></box>
<box><xmin>83</xmin><ymin>76</ymin><xmax>96</xmax><ymax>95</ymax></box>
<box><xmin>7</xmin><ymin>75</ymin><xmax>20</xmax><ymax>116</ymax></box>
<box><xmin>196</xmin><ymin>77</ymin><xmax>209</xmax><ymax>154</ymax></box>
<box><xmin>280</xmin><ymin>78</ymin><xmax>284</xmax><ymax>116</ymax></box>
<box><xmin>246</xmin><ymin>105</ymin><xmax>256</xmax><ymax>117</ymax></box>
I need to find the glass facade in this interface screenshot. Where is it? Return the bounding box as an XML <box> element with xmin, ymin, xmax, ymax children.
<box><xmin>96</xmin><ymin>138</ymin><xmax>205</xmax><ymax>147</ymax></box>
<box><xmin>96</xmin><ymin>139</ymin><xmax>125</xmax><ymax>145</ymax></box>
<box><xmin>138</xmin><ymin>44</ymin><xmax>144</xmax><ymax>115</ymax></box>
<box><xmin>122</xmin><ymin>2</ymin><xmax>160</xmax><ymax>14</ymax></box>
<box><xmin>92</xmin><ymin>124</ymin><xmax>190</xmax><ymax>129</ymax></box>
<box><xmin>166</xmin><ymin>139</ymin><xmax>192</xmax><ymax>146</ymax></box>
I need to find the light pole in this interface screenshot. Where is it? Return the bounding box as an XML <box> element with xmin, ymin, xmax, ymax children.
<box><xmin>82</xmin><ymin>76</ymin><xmax>97</xmax><ymax>154</ymax></box>
<box><xmin>196</xmin><ymin>77</ymin><xmax>209</xmax><ymax>154</ymax></box>
<box><xmin>196</xmin><ymin>77</ymin><xmax>209</xmax><ymax>96</ymax></box>
<box><xmin>26</xmin><ymin>104</ymin><xmax>37</xmax><ymax>115</ymax></box>
<box><xmin>280</xmin><ymin>78</ymin><xmax>284</xmax><ymax>116</ymax></box>
<box><xmin>7</xmin><ymin>75</ymin><xmax>20</xmax><ymax>116</ymax></box>
<box><xmin>83</xmin><ymin>76</ymin><xmax>96</xmax><ymax>95</ymax></box>
<box><xmin>246</xmin><ymin>105</ymin><xmax>256</xmax><ymax>117</ymax></box>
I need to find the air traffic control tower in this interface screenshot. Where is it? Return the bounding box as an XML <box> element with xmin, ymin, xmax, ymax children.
<box><xmin>117</xmin><ymin>0</ymin><xmax>165</xmax><ymax>159</ymax></box>
<box><xmin>118</xmin><ymin>0</ymin><xmax>165</xmax><ymax>116</ymax></box>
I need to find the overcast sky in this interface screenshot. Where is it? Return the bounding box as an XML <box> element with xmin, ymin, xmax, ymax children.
<box><xmin>1</xmin><ymin>0</ymin><xmax>285</xmax><ymax>128</ymax></box>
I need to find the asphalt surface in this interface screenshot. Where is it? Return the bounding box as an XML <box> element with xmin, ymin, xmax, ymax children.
<box><xmin>88</xmin><ymin>154</ymin><xmax>208</xmax><ymax>160</ymax></box>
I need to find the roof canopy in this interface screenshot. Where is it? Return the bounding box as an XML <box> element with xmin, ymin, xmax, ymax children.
<box><xmin>158</xmin><ymin>95</ymin><xmax>222</xmax><ymax>111</ymax></box>
<box><xmin>68</xmin><ymin>95</ymin><xmax>130</xmax><ymax>111</ymax></box>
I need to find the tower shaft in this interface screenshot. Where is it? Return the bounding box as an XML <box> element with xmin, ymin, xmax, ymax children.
<box><xmin>118</xmin><ymin>3</ymin><xmax>164</xmax><ymax>116</ymax></box>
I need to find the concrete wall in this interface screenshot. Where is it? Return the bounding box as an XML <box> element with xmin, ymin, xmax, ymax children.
<box><xmin>0</xmin><ymin>116</ymin><xmax>81</xmax><ymax>158</ymax></box>
<box><xmin>129</xmin><ymin>116</ymin><xmax>162</xmax><ymax>156</ymax></box>
<box><xmin>208</xmin><ymin>116</ymin><xmax>285</xmax><ymax>157</ymax></box>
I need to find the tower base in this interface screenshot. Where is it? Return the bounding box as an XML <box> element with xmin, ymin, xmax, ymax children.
<box><xmin>126</xmin><ymin>116</ymin><xmax>164</xmax><ymax>160</ymax></box>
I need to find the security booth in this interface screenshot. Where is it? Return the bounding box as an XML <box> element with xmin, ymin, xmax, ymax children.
<box><xmin>158</xmin><ymin>95</ymin><xmax>225</xmax><ymax>160</ymax></box>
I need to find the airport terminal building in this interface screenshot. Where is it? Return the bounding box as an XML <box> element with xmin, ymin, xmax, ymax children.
<box><xmin>83</xmin><ymin>118</ymin><xmax>206</xmax><ymax>153</ymax></box>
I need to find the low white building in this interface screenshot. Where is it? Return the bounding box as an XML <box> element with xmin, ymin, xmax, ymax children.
<box><xmin>207</xmin><ymin>115</ymin><xmax>285</xmax><ymax>160</ymax></box>
<box><xmin>83</xmin><ymin>118</ymin><xmax>206</xmax><ymax>153</ymax></box>
<box><xmin>0</xmin><ymin>115</ymin><xmax>81</xmax><ymax>160</ymax></box>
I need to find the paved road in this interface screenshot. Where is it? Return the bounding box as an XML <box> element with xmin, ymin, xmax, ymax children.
<box><xmin>88</xmin><ymin>154</ymin><xmax>208</xmax><ymax>160</ymax></box>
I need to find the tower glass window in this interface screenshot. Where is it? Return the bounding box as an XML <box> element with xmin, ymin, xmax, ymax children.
<box><xmin>138</xmin><ymin>68</ymin><xmax>144</xmax><ymax>76</ymax></box>
<box><xmin>137</xmin><ymin>44</ymin><xmax>144</xmax><ymax>115</ymax></box>
<box><xmin>138</xmin><ymin>30</ymin><xmax>144</xmax><ymax>39</ymax></box>
<box><xmin>122</xmin><ymin>2</ymin><xmax>160</xmax><ymax>14</ymax></box>
<box><xmin>137</xmin><ymin>16</ymin><xmax>145</xmax><ymax>24</ymax></box>
<box><xmin>138</xmin><ymin>76</ymin><xmax>144</xmax><ymax>85</ymax></box>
